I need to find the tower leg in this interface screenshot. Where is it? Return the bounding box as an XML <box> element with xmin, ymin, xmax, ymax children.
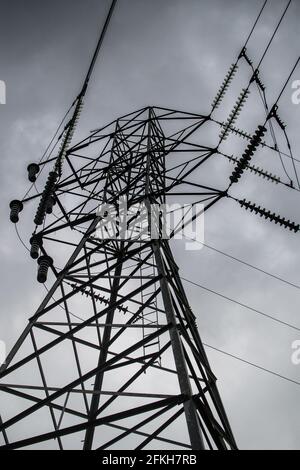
<box><xmin>152</xmin><ymin>240</ymin><xmax>204</xmax><ymax>450</ymax></box>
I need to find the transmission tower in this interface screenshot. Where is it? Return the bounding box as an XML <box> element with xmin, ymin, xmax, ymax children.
<box><xmin>1</xmin><ymin>0</ymin><xmax>298</xmax><ymax>450</ymax></box>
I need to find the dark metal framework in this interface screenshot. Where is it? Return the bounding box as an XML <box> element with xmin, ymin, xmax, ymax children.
<box><xmin>0</xmin><ymin>106</ymin><xmax>237</xmax><ymax>450</ymax></box>
<box><xmin>1</xmin><ymin>0</ymin><xmax>298</xmax><ymax>451</ymax></box>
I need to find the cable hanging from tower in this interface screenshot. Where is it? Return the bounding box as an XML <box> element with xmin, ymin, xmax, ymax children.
<box><xmin>32</xmin><ymin>0</ymin><xmax>118</xmax><ymax>229</ymax></box>
<box><xmin>216</xmin><ymin>0</ymin><xmax>292</xmax><ymax>147</ymax></box>
<box><xmin>211</xmin><ymin>0</ymin><xmax>268</xmax><ymax>111</ymax></box>
<box><xmin>226</xmin><ymin>55</ymin><xmax>299</xmax><ymax>191</ymax></box>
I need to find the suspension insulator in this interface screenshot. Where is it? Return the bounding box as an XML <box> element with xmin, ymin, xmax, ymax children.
<box><xmin>68</xmin><ymin>282</ymin><xmax>129</xmax><ymax>314</ymax></box>
<box><xmin>34</xmin><ymin>171</ymin><xmax>58</xmax><ymax>225</ymax></box>
<box><xmin>250</xmin><ymin>70</ymin><xmax>266</xmax><ymax>92</ymax></box>
<box><xmin>226</xmin><ymin>153</ymin><xmax>281</xmax><ymax>185</ymax></box>
<box><xmin>9</xmin><ymin>200</ymin><xmax>23</xmax><ymax>224</ymax></box>
<box><xmin>211</xmin><ymin>63</ymin><xmax>238</xmax><ymax>109</ymax></box>
<box><xmin>54</xmin><ymin>157</ymin><xmax>63</xmax><ymax>178</ymax></box>
<box><xmin>54</xmin><ymin>99</ymin><xmax>84</xmax><ymax>177</ymax></box>
<box><xmin>220</xmin><ymin>88</ymin><xmax>250</xmax><ymax>140</ymax></box>
<box><xmin>238</xmin><ymin>199</ymin><xmax>300</xmax><ymax>232</ymax></box>
<box><xmin>229</xmin><ymin>125</ymin><xmax>266</xmax><ymax>183</ymax></box>
<box><xmin>30</xmin><ymin>235</ymin><xmax>43</xmax><ymax>260</ymax></box>
<box><xmin>239</xmin><ymin>47</ymin><xmax>254</xmax><ymax>68</ymax></box>
<box><xmin>37</xmin><ymin>255</ymin><xmax>53</xmax><ymax>283</ymax></box>
<box><xmin>276</xmin><ymin>114</ymin><xmax>286</xmax><ymax>130</ymax></box>
<box><xmin>55</xmin><ymin>130</ymin><xmax>73</xmax><ymax>176</ymax></box>
<box><xmin>46</xmin><ymin>196</ymin><xmax>56</xmax><ymax>214</ymax></box>
<box><xmin>27</xmin><ymin>163</ymin><xmax>40</xmax><ymax>183</ymax></box>
<box><xmin>248</xmin><ymin>165</ymin><xmax>281</xmax><ymax>184</ymax></box>
<box><xmin>220</xmin><ymin>123</ymin><xmax>253</xmax><ymax>141</ymax></box>
<box><xmin>268</xmin><ymin>104</ymin><xmax>286</xmax><ymax>130</ymax></box>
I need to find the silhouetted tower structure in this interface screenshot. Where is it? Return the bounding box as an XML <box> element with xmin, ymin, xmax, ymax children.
<box><xmin>1</xmin><ymin>0</ymin><xmax>298</xmax><ymax>450</ymax></box>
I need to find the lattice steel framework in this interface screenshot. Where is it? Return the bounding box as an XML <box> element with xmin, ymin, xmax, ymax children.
<box><xmin>1</xmin><ymin>0</ymin><xmax>298</xmax><ymax>451</ymax></box>
<box><xmin>0</xmin><ymin>106</ymin><xmax>238</xmax><ymax>450</ymax></box>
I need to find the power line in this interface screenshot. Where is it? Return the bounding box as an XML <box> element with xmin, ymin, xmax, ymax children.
<box><xmin>256</xmin><ymin>0</ymin><xmax>291</xmax><ymax>70</ymax></box>
<box><xmin>182</xmin><ymin>235</ymin><xmax>300</xmax><ymax>291</ymax></box>
<box><xmin>80</xmin><ymin>0</ymin><xmax>118</xmax><ymax>96</ymax></box>
<box><xmin>211</xmin><ymin>117</ymin><xmax>300</xmax><ymax>164</ymax></box>
<box><xmin>204</xmin><ymin>343</ymin><xmax>300</xmax><ymax>388</ymax></box>
<box><xmin>21</xmin><ymin>102</ymin><xmax>75</xmax><ymax>201</ymax></box>
<box><xmin>273</xmin><ymin>56</ymin><xmax>300</xmax><ymax>107</ymax></box>
<box><xmin>181</xmin><ymin>276</ymin><xmax>300</xmax><ymax>333</ymax></box>
<box><xmin>252</xmin><ymin>63</ymin><xmax>297</xmax><ymax>186</ymax></box>
<box><xmin>266</xmin><ymin>57</ymin><xmax>300</xmax><ymax>188</ymax></box>
<box><xmin>16</xmin><ymin>222</ymin><xmax>300</xmax><ymax>333</ymax></box>
<box><xmin>244</xmin><ymin>0</ymin><xmax>268</xmax><ymax>48</ymax></box>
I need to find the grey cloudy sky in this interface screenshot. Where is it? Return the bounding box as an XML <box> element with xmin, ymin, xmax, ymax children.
<box><xmin>0</xmin><ymin>0</ymin><xmax>300</xmax><ymax>449</ymax></box>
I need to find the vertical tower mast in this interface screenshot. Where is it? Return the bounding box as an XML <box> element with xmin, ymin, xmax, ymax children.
<box><xmin>0</xmin><ymin>1</ymin><xmax>239</xmax><ymax>450</ymax></box>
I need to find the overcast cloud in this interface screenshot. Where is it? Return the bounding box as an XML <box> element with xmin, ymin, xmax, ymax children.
<box><xmin>0</xmin><ymin>0</ymin><xmax>300</xmax><ymax>449</ymax></box>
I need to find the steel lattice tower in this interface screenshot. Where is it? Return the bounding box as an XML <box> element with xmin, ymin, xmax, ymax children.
<box><xmin>0</xmin><ymin>104</ymin><xmax>237</xmax><ymax>450</ymax></box>
<box><xmin>1</xmin><ymin>0</ymin><xmax>297</xmax><ymax>451</ymax></box>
